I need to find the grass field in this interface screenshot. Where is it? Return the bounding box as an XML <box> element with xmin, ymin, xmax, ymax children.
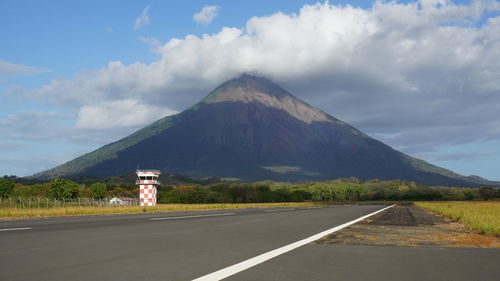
<box><xmin>415</xmin><ymin>201</ymin><xmax>500</xmax><ymax>236</ymax></box>
<box><xmin>0</xmin><ymin>202</ymin><xmax>325</xmax><ymax>220</ymax></box>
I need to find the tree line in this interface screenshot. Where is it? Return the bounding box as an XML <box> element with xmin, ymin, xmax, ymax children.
<box><xmin>1</xmin><ymin>176</ymin><xmax>498</xmax><ymax>202</ymax></box>
<box><xmin>0</xmin><ymin>178</ymin><xmax>137</xmax><ymax>200</ymax></box>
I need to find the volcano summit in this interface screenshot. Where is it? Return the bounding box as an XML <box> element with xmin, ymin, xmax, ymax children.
<box><xmin>35</xmin><ymin>75</ymin><xmax>498</xmax><ymax>187</ymax></box>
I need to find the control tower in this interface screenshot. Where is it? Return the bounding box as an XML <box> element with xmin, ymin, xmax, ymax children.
<box><xmin>136</xmin><ymin>169</ymin><xmax>161</xmax><ymax>206</ymax></box>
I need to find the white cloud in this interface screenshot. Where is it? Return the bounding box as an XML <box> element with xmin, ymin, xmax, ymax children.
<box><xmin>134</xmin><ymin>4</ymin><xmax>151</xmax><ymax>30</ymax></box>
<box><xmin>0</xmin><ymin>110</ymin><xmax>70</xmax><ymax>140</ymax></box>
<box><xmin>75</xmin><ymin>99</ymin><xmax>177</xmax><ymax>129</ymax></box>
<box><xmin>17</xmin><ymin>0</ymin><xmax>500</xmax><ymax>159</ymax></box>
<box><xmin>422</xmin><ymin>151</ymin><xmax>494</xmax><ymax>162</ymax></box>
<box><xmin>105</xmin><ymin>26</ymin><xmax>113</xmax><ymax>32</ymax></box>
<box><xmin>0</xmin><ymin>61</ymin><xmax>49</xmax><ymax>79</ymax></box>
<box><xmin>139</xmin><ymin>36</ymin><xmax>162</xmax><ymax>53</ymax></box>
<box><xmin>193</xmin><ymin>5</ymin><xmax>220</xmax><ymax>24</ymax></box>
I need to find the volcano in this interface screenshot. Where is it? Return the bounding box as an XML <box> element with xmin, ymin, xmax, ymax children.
<box><xmin>35</xmin><ymin>74</ymin><xmax>498</xmax><ymax>187</ymax></box>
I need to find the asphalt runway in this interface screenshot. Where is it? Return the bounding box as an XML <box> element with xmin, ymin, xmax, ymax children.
<box><xmin>1</xmin><ymin>204</ymin><xmax>498</xmax><ymax>281</ymax></box>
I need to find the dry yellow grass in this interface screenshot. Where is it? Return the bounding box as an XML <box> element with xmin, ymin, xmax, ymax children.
<box><xmin>415</xmin><ymin>201</ymin><xmax>500</xmax><ymax>236</ymax></box>
<box><xmin>0</xmin><ymin>202</ymin><xmax>325</xmax><ymax>220</ymax></box>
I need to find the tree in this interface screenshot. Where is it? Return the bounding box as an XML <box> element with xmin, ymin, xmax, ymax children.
<box><xmin>0</xmin><ymin>178</ymin><xmax>15</xmax><ymax>198</ymax></box>
<box><xmin>478</xmin><ymin>187</ymin><xmax>495</xmax><ymax>201</ymax></box>
<box><xmin>89</xmin><ymin>183</ymin><xmax>107</xmax><ymax>199</ymax></box>
<box><xmin>48</xmin><ymin>178</ymin><xmax>80</xmax><ymax>200</ymax></box>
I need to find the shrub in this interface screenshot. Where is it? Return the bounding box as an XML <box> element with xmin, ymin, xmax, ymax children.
<box><xmin>48</xmin><ymin>178</ymin><xmax>80</xmax><ymax>200</ymax></box>
<box><xmin>0</xmin><ymin>178</ymin><xmax>15</xmax><ymax>198</ymax></box>
<box><xmin>478</xmin><ymin>187</ymin><xmax>496</xmax><ymax>201</ymax></box>
<box><xmin>89</xmin><ymin>183</ymin><xmax>107</xmax><ymax>199</ymax></box>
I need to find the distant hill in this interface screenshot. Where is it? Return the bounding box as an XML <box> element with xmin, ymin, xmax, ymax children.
<box><xmin>34</xmin><ymin>74</ymin><xmax>499</xmax><ymax>187</ymax></box>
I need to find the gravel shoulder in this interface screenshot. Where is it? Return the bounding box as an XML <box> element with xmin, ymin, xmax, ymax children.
<box><xmin>315</xmin><ymin>204</ymin><xmax>500</xmax><ymax>248</ymax></box>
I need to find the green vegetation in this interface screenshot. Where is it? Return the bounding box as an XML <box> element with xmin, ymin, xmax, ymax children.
<box><xmin>2</xmin><ymin>176</ymin><xmax>499</xmax><ymax>204</ymax></box>
<box><xmin>154</xmin><ymin>178</ymin><xmax>499</xmax><ymax>204</ymax></box>
<box><xmin>11</xmin><ymin>183</ymin><xmax>50</xmax><ymax>197</ymax></box>
<box><xmin>48</xmin><ymin>178</ymin><xmax>80</xmax><ymax>200</ymax></box>
<box><xmin>415</xmin><ymin>201</ymin><xmax>500</xmax><ymax>236</ymax></box>
<box><xmin>89</xmin><ymin>183</ymin><xmax>107</xmax><ymax>199</ymax></box>
<box><xmin>0</xmin><ymin>178</ymin><xmax>15</xmax><ymax>198</ymax></box>
<box><xmin>477</xmin><ymin>187</ymin><xmax>496</xmax><ymax>201</ymax></box>
<box><xmin>4</xmin><ymin>176</ymin><xmax>138</xmax><ymax>200</ymax></box>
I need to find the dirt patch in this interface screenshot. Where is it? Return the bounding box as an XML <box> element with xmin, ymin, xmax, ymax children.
<box><xmin>315</xmin><ymin>205</ymin><xmax>500</xmax><ymax>248</ymax></box>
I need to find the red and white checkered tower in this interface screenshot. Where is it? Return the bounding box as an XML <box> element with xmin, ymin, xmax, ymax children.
<box><xmin>136</xmin><ymin>169</ymin><xmax>161</xmax><ymax>206</ymax></box>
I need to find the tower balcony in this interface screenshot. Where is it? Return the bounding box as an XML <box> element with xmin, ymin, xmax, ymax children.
<box><xmin>136</xmin><ymin>180</ymin><xmax>161</xmax><ymax>185</ymax></box>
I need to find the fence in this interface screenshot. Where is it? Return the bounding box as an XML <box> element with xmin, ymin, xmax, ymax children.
<box><xmin>0</xmin><ymin>197</ymin><xmax>140</xmax><ymax>209</ymax></box>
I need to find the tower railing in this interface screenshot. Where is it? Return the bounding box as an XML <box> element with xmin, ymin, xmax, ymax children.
<box><xmin>136</xmin><ymin>180</ymin><xmax>161</xmax><ymax>185</ymax></box>
<box><xmin>136</xmin><ymin>169</ymin><xmax>161</xmax><ymax>174</ymax></box>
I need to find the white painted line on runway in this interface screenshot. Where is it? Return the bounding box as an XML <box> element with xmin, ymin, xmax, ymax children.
<box><xmin>264</xmin><ymin>208</ymin><xmax>295</xmax><ymax>212</ymax></box>
<box><xmin>305</xmin><ymin>206</ymin><xmax>322</xmax><ymax>209</ymax></box>
<box><xmin>0</xmin><ymin>227</ymin><xmax>32</xmax><ymax>232</ymax></box>
<box><xmin>151</xmin><ymin>213</ymin><xmax>236</xmax><ymax>221</ymax></box>
<box><xmin>192</xmin><ymin>204</ymin><xmax>395</xmax><ymax>281</ymax></box>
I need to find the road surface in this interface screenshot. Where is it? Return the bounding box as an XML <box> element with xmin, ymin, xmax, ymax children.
<box><xmin>0</xmin><ymin>204</ymin><xmax>498</xmax><ymax>281</ymax></box>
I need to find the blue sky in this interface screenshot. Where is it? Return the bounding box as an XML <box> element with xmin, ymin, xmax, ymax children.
<box><xmin>1</xmin><ymin>0</ymin><xmax>500</xmax><ymax>181</ymax></box>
